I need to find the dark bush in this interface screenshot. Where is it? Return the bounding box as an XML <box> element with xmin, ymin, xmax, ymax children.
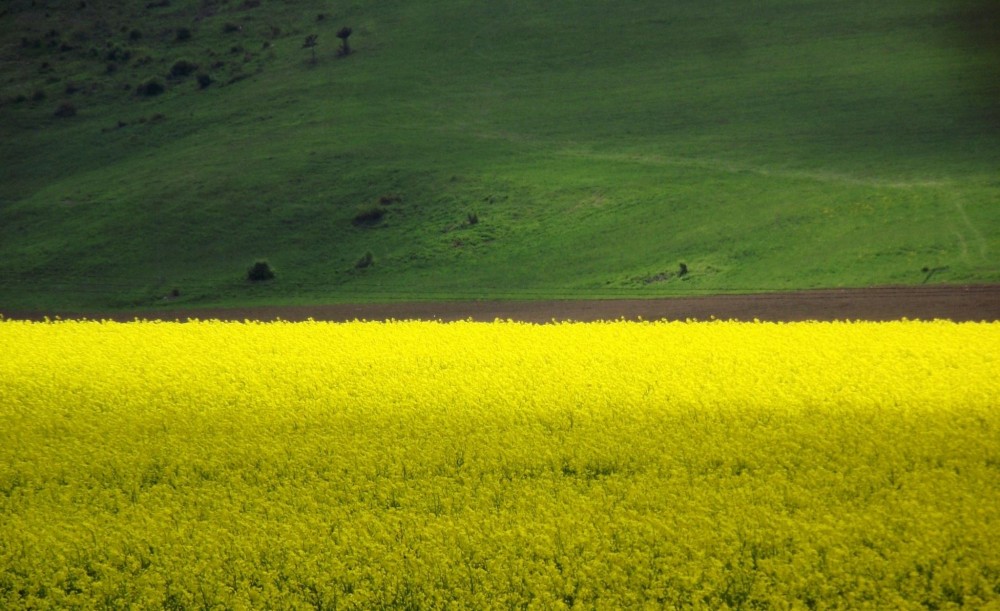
<box><xmin>105</xmin><ymin>46</ymin><xmax>131</xmax><ymax>62</ymax></box>
<box><xmin>352</xmin><ymin>206</ymin><xmax>385</xmax><ymax>226</ymax></box>
<box><xmin>54</xmin><ymin>102</ymin><xmax>76</xmax><ymax>117</ymax></box>
<box><xmin>247</xmin><ymin>260</ymin><xmax>275</xmax><ymax>282</ymax></box>
<box><xmin>196</xmin><ymin>73</ymin><xmax>212</xmax><ymax>89</ymax></box>
<box><xmin>136</xmin><ymin>79</ymin><xmax>165</xmax><ymax>96</ymax></box>
<box><xmin>222</xmin><ymin>22</ymin><xmax>241</xmax><ymax>33</ymax></box>
<box><xmin>129</xmin><ymin>29</ymin><xmax>142</xmax><ymax>41</ymax></box>
<box><xmin>169</xmin><ymin>59</ymin><xmax>198</xmax><ymax>77</ymax></box>
<box><xmin>175</xmin><ymin>27</ymin><xmax>191</xmax><ymax>42</ymax></box>
<box><xmin>355</xmin><ymin>251</ymin><xmax>374</xmax><ymax>269</ymax></box>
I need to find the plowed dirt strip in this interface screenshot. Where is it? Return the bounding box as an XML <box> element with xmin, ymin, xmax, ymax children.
<box><xmin>2</xmin><ymin>285</ymin><xmax>998</xmax><ymax>323</ymax></box>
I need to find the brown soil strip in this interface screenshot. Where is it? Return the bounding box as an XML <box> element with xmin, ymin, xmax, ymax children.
<box><xmin>2</xmin><ymin>285</ymin><xmax>998</xmax><ymax>323</ymax></box>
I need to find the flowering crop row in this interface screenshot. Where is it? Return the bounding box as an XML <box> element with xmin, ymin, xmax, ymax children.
<box><xmin>1</xmin><ymin>319</ymin><xmax>998</xmax><ymax>609</ymax></box>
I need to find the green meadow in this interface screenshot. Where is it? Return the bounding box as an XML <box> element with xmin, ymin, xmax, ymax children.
<box><xmin>1</xmin><ymin>0</ymin><xmax>997</xmax><ymax>310</ymax></box>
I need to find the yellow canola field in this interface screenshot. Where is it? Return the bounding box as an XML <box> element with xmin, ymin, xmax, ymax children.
<box><xmin>1</xmin><ymin>319</ymin><xmax>998</xmax><ymax>609</ymax></box>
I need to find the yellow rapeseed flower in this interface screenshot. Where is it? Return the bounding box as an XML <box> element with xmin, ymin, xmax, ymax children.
<box><xmin>0</xmin><ymin>319</ymin><xmax>997</xmax><ymax>608</ymax></box>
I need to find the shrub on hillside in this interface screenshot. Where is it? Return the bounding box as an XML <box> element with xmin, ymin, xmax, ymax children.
<box><xmin>54</xmin><ymin>102</ymin><xmax>76</xmax><ymax>117</ymax></box>
<box><xmin>247</xmin><ymin>260</ymin><xmax>275</xmax><ymax>282</ymax></box>
<box><xmin>196</xmin><ymin>73</ymin><xmax>213</xmax><ymax>89</ymax></box>
<box><xmin>135</xmin><ymin>79</ymin><xmax>165</xmax><ymax>96</ymax></box>
<box><xmin>352</xmin><ymin>206</ymin><xmax>385</xmax><ymax>226</ymax></box>
<box><xmin>175</xmin><ymin>27</ymin><xmax>191</xmax><ymax>42</ymax></box>
<box><xmin>105</xmin><ymin>46</ymin><xmax>131</xmax><ymax>62</ymax></box>
<box><xmin>355</xmin><ymin>251</ymin><xmax>374</xmax><ymax>269</ymax></box>
<box><xmin>169</xmin><ymin>59</ymin><xmax>198</xmax><ymax>78</ymax></box>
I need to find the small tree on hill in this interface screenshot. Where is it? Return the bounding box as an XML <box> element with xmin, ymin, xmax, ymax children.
<box><xmin>247</xmin><ymin>260</ymin><xmax>275</xmax><ymax>282</ymax></box>
<box><xmin>302</xmin><ymin>34</ymin><xmax>318</xmax><ymax>64</ymax></box>
<box><xmin>336</xmin><ymin>27</ymin><xmax>352</xmax><ymax>56</ymax></box>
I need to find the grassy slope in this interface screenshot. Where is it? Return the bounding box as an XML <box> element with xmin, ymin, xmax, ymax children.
<box><xmin>0</xmin><ymin>0</ymin><xmax>998</xmax><ymax>310</ymax></box>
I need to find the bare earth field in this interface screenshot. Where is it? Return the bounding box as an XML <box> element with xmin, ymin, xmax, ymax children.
<box><xmin>2</xmin><ymin>285</ymin><xmax>998</xmax><ymax>323</ymax></box>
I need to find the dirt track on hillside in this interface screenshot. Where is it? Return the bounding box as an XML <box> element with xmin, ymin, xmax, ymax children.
<box><xmin>3</xmin><ymin>285</ymin><xmax>998</xmax><ymax>323</ymax></box>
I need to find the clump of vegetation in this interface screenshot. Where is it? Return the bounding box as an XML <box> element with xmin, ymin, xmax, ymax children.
<box><xmin>247</xmin><ymin>260</ymin><xmax>275</xmax><ymax>282</ymax></box>
<box><xmin>105</xmin><ymin>46</ymin><xmax>132</xmax><ymax>62</ymax></box>
<box><xmin>222</xmin><ymin>22</ymin><xmax>242</xmax><ymax>34</ymax></box>
<box><xmin>196</xmin><ymin>73</ymin><xmax>213</xmax><ymax>89</ymax></box>
<box><xmin>169</xmin><ymin>59</ymin><xmax>198</xmax><ymax>78</ymax></box>
<box><xmin>175</xmin><ymin>27</ymin><xmax>191</xmax><ymax>42</ymax></box>
<box><xmin>355</xmin><ymin>251</ymin><xmax>374</xmax><ymax>269</ymax></box>
<box><xmin>53</xmin><ymin>102</ymin><xmax>76</xmax><ymax>117</ymax></box>
<box><xmin>353</xmin><ymin>206</ymin><xmax>385</xmax><ymax>226</ymax></box>
<box><xmin>135</xmin><ymin>79</ymin><xmax>165</xmax><ymax>96</ymax></box>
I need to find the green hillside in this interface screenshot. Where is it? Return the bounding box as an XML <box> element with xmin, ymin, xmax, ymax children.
<box><xmin>1</xmin><ymin>0</ymin><xmax>998</xmax><ymax>310</ymax></box>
